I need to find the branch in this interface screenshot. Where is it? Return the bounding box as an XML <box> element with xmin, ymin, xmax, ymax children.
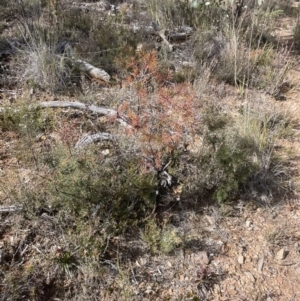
<box><xmin>75</xmin><ymin>132</ymin><xmax>116</xmax><ymax>149</ymax></box>
<box><xmin>38</xmin><ymin>101</ymin><xmax>115</xmax><ymax>115</ymax></box>
<box><xmin>151</xmin><ymin>22</ymin><xmax>173</xmax><ymax>52</ymax></box>
<box><xmin>54</xmin><ymin>42</ymin><xmax>110</xmax><ymax>84</ymax></box>
<box><xmin>74</xmin><ymin>59</ymin><xmax>111</xmax><ymax>83</ymax></box>
<box><xmin>0</xmin><ymin>205</ymin><xmax>23</xmax><ymax>212</ymax></box>
<box><xmin>157</xmin><ymin>30</ymin><xmax>173</xmax><ymax>52</ymax></box>
<box><xmin>36</xmin><ymin>101</ymin><xmax>132</xmax><ymax>128</ymax></box>
<box><xmin>169</xmin><ymin>32</ymin><xmax>192</xmax><ymax>42</ymax></box>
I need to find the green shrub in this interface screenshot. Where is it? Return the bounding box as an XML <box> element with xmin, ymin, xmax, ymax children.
<box><xmin>182</xmin><ymin>100</ymin><xmax>292</xmax><ymax>203</ymax></box>
<box><xmin>146</xmin><ymin>0</ymin><xmax>226</xmax><ymax>29</ymax></box>
<box><xmin>45</xmin><ymin>145</ymin><xmax>157</xmax><ymax>237</ymax></box>
<box><xmin>0</xmin><ymin>105</ymin><xmax>54</xmax><ymax>134</ymax></box>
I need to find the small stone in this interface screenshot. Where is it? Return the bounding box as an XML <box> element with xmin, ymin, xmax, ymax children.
<box><xmin>257</xmin><ymin>256</ymin><xmax>264</xmax><ymax>273</ymax></box>
<box><xmin>198</xmin><ymin>251</ymin><xmax>210</xmax><ymax>265</ymax></box>
<box><xmin>101</xmin><ymin>149</ymin><xmax>110</xmax><ymax>155</ymax></box>
<box><xmin>205</xmin><ymin>215</ymin><xmax>215</xmax><ymax>225</ymax></box>
<box><xmin>246</xmin><ymin>220</ymin><xmax>253</xmax><ymax>228</ymax></box>
<box><xmin>245</xmin><ymin>271</ymin><xmax>255</xmax><ymax>282</ymax></box>
<box><xmin>166</xmin><ymin>261</ymin><xmax>172</xmax><ymax>267</ymax></box>
<box><xmin>238</xmin><ymin>255</ymin><xmax>245</xmax><ymax>264</ymax></box>
<box><xmin>276</xmin><ymin>248</ymin><xmax>289</xmax><ymax>260</ymax></box>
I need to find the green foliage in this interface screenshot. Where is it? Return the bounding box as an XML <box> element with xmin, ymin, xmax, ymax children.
<box><xmin>184</xmin><ymin>102</ymin><xmax>291</xmax><ymax>203</ymax></box>
<box><xmin>159</xmin><ymin>227</ymin><xmax>182</xmax><ymax>254</ymax></box>
<box><xmin>46</xmin><ymin>146</ymin><xmax>157</xmax><ymax>236</ymax></box>
<box><xmin>142</xmin><ymin>219</ymin><xmax>182</xmax><ymax>254</ymax></box>
<box><xmin>146</xmin><ymin>0</ymin><xmax>226</xmax><ymax>29</ymax></box>
<box><xmin>142</xmin><ymin>219</ymin><xmax>161</xmax><ymax>253</ymax></box>
<box><xmin>0</xmin><ymin>105</ymin><xmax>53</xmax><ymax>135</ymax></box>
<box><xmin>61</xmin><ymin>8</ymin><xmax>93</xmax><ymax>36</ymax></box>
<box><xmin>56</xmin><ymin>250</ymin><xmax>78</xmax><ymax>276</ymax></box>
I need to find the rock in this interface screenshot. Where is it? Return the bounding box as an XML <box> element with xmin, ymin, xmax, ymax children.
<box><xmin>276</xmin><ymin>248</ymin><xmax>289</xmax><ymax>260</ymax></box>
<box><xmin>246</xmin><ymin>220</ymin><xmax>253</xmax><ymax>228</ymax></box>
<box><xmin>198</xmin><ymin>251</ymin><xmax>210</xmax><ymax>265</ymax></box>
<box><xmin>238</xmin><ymin>255</ymin><xmax>245</xmax><ymax>264</ymax></box>
<box><xmin>245</xmin><ymin>271</ymin><xmax>256</xmax><ymax>282</ymax></box>
<box><xmin>205</xmin><ymin>215</ymin><xmax>216</xmax><ymax>225</ymax></box>
<box><xmin>257</xmin><ymin>256</ymin><xmax>264</xmax><ymax>273</ymax></box>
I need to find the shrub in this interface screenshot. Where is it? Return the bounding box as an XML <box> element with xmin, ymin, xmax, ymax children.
<box><xmin>145</xmin><ymin>0</ymin><xmax>228</xmax><ymax>30</ymax></box>
<box><xmin>183</xmin><ymin>98</ymin><xmax>292</xmax><ymax>203</ymax></box>
<box><xmin>262</xmin><ymin>0</ymin><xmax>295</xmax><ymax>16</ymax></box>
<box><xmin>14</xmin><ymin>38</ymin><xmax>79</xmax><ymax>93</ymax></box>
<box><xmin>142</xmin><ymin>219</ymin><xmax>182</xmax><ymax>254</ymax></box>
<box><xmin>44</xmin><ymin>145</ymin><xmax>157</xmax><ymax>240</ymax></box>
<box><xmin>0</xmin><ymin>104</ymin><xmax>54</xmax><ymax>135</ymax></box>
<box><xmin>194</xmin><ymin>21</ymin><xmax>289</xmax><ymax>90</ymax></box>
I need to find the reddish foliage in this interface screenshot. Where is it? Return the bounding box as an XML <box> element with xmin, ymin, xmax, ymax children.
<box><xmin>119</xmin><ymin>51</ymin><xmax>202</xmax><ymax>170</ymax></box>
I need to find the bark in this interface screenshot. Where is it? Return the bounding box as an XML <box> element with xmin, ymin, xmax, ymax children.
<box><xmin>0</xmin><ymin>205</ymin><xmax>23</xmax><ymax>212</ymax></box>
<box><xmin>75</xmin><ymin>132</ymin><xmax>116</xmax><ymax>149</ymax></box>
<box><xmin>37</xmin><ymin>101</ymin><xmax>131</xmax><ymax>128</ymax></box>
<box><xmin>74</xmin><ymin>59</ymin><xmax>111</xmax><ymax>83</ymax></box>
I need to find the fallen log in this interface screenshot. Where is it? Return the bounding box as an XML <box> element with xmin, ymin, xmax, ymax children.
<box><xmin>38</xmin><ymin>101</ymin><xmax>115</xmax><ymax>115</ymax></box>
<box><xmin>37</xmin><ymin>101</ymin><xmax>131</xmax><ymax>128</ymax></box>
<box><xmin>74</xmin><ymin>59</ymin><xmax>111</xmax><ymax>83</ymax></box>
<box><xmin>55</xmin><ymin>41</ymin><xmax>110</xmax><ymax>83</ymax></box>
<box><xmin>1</xmin><ymin>100</ymin><xmax>132</xmax><ymax>133</ymax></box>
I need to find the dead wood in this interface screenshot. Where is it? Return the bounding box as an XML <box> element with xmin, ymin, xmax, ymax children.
<box><xmin>75</xmin><ymin>132</ymin><xmax>116</xmax><ymax>149</ymax></box>
<box><xmin>54</xmin><ymin>41</ymin><xmax>110</xmax><ymax>83</ymax></box>
<box><xmin>0</xmin><ymin>102</ymin><xmax>130</xmax><ymax>128</ymax></box>
<box><xmin>151</xmin><ymin>22</ymin><xmax>173</xmax><ymax>52</ymax></box>
<box><xmin>37</xmin><ymin>101</ymin><xmax>131</xmax><ymax>128</ymax></box>
<box><xmin>157</xmin><ymin>30</ymin><xmax>174</xmax><ymax>51</ymax></box>
<box><xmin>74</xmin><ymin>59</ymin><xmax>111</xmax><ymax>83</ymax></box>
<box><xmin>0</xmin><ymin>205</ymin><xmax>23</xmax><ymax>212</ymax></box>
<box><xmin>169</xmin><ymin>32</ymin><xmax>192</xmax><ymax>42</ymax></box>
<box><xmin>38</xmin><ymin>101</ymin><xmax>115</xmax><ymax>115</ymax></box>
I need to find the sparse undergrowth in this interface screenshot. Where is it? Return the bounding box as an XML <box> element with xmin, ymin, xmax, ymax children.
<box><xmin>0</xmin><ymin>0</ymin><xmax>298</xmax><ymax>300</ymax></box>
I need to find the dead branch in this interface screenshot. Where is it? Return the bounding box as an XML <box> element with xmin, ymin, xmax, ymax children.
<box><xmin>74</xmin><ymin>59</ymin><xmax>111</xmax><ymax>83</ymax></box>
<box><xmin>0</xmin><ymin>205</ymin><xmax>23</xmax><ymax>212</ymax></box>
<box><xmin>75</xmin><ymin>132</ymin><xmax>116</xmax><ymax>149</ymax></box>
<box><xmin>54</xmin><ymin>42</ymin><xmax>110</xmax><ymax>83</ymax></box>
<box><xmin>151</xmin><ymin>22</ymin><xmax>173</xmax><ymax>52</ymax></box>
<box><xmin>38</xmin><ymin>101</ymin><xmax>115</xmax><ymax>115</ymax></box>
<box><xmin>157</xmin><ymin>30</ymin><xmax>173</xmax><ymax>51</ymax></box>
<box><xmin>169</xmin><ymin>32</ymin><xmax>192</xmax><ymax>42</ymax></box>
<box><xmin>37</xmin><ymin>101</ymin><xmax>131</xmax><ymax>128</ymax></box>
<box><xmin>3</xmin><ymin>103</ymin><xmax>130</xmax><ymax>129</ymax></box>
